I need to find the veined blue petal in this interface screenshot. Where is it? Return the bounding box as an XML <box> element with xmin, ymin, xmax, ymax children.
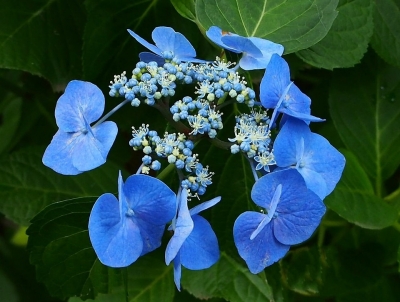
<box><xmin>206</xmin><ymin>26</ymin><xmax>240</xmax><ymax>53</ymax></box>
<box><xmin>173</xmin><ymin>31</ymin><xmax>197</xmax><ymax>59</ymax></box>
<box><xmin>249</xmin><ymin>37</ymin><xmax>284</xmax><ymax>61</ymax></box>
<box><xmin>152</xmin><ymin>26</ymin><xmax>176</xmax><ymax>52</ymax></box>
<box><xmin>273</xmin><ymin>177</ymin><xmax>325</xmax><ymax>245</ymax></box>
<box><xmin>139</xmin><ymin>52</ymin><xmax>165</xmax><ymax>65</ymax></box>
<box><xmin>260</xmin><ymin>54</ymin><xmax>291</xmax><ymax>109</ymax></box>
<box><xmin>221</xmin><ymin>35</ymin><xmax>262</xmax><ymax>57</ymax></box>
<box><xmin>165</xmin><ymin>190</ymin><xmax>194</xmax><ymax>265</ymax></box>
<box><xmin>173</xmin><ymin>256</ymin><xmax>182</xmax><ymax>291</ymax></box>
<box><xmin>189</xmin><ymin>196</ymin><xmax>221</xmax><ymax>216</ymax></box>
<box><xmin>135</xmin><ymin>218</ymin><xmax>166</xmax><ymax>256</ymax></box>
<box><xmin>233</xmin><ymin>211</ymin><xmax>290</xmax><ymax>274</ymax></box>
<box><xmin>124</xmin><ymin>175</ymin><xmax>176</xmax><ymax>225</ymax></box>
<box><xmin>88</xmin><ymin>193</ymin><xmax>143</xmax><ymax>267</ymax></box>
<box><xmin>42</xmin><ymin>130</ymin><xmax>81</xmax><ymax>175</ymax></box>
<box><xmin>180</xmin><ymin>215</ymin><xmax>219</xmax><ymax>270</ymax></box>
<box><xmin>55</xmin><ymin>81</ymin><xmax>105</xmax><ymax>132</ymax></box>
<box><xmin>239</xmin><ymin>54</ymin><xmax>267</xmax><ymax>70</ymax></box>
<box><xmin>127</xmin><ymin>29</ymin><xmax>163</xmax><ymax>57</ymax></box>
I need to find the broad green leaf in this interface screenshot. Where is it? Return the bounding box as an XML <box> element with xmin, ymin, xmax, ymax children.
<box><xmin>280</xmin><ymin>246</ymin><xmax>383</xmax><ymax>297</ymax></box>
<box><xmin>324</xmin><ymin>150</ymin><xmax>397</xmax><ymax>229</ymax></box>
<box><xmin>182</xmin><ymin>252</ymin><xmax>273</xmax><ymax>301</ymax></box>
<box><xmin>0</xmin><ymin>147</ymin><xmax>121</xmax><ymax>225</ymax></box>
<box><xmin>27</xmin><ymin>197</ymin><xmax>175</xmax><ymax>301</ymax></box>
<box><xmin>0</xmin><ymin>96</ymin><xmax>22</xmax><ymax>155</ymax></box>
<box><xmin>297</xmin><ymin>0</ymin><xmax>373</xmax><ymax>69</ymax></box>
<box><xmin>398</xmin><ymin>245</ymin><xmax>400</xmax><ymax>272</ymax></box>
<box><xmin>27</xmin><ymin>197</ymin><xmax>122</xmax><ymax>300</ymax></box>
<box><xmin>195</xmin><ymin>0</ymin><xmax>339</xmax><ymax>53</ymax></box>
<box><xmin>371</xmin><ymin>0</ymin><xmax>400</xmax><ymax>68</ymax></box>
<box><xmin>171</xmin><ymin>0</ymin><xmax>196</xmax><ymax>22</ymax></box>
<box><xmin>329</xmin><ymin>54</ymin><xmax>400</xmax><ymax>193</ymax></box>
<box><xmin>0</xmin><ymin>0</ymin><xmax>85</xmax><ymax>89</ymax></box>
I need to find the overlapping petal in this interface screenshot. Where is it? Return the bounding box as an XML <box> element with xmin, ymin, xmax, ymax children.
<box><xmin>273</xmin><ymin>118</ymin><xmax>346</xmax><ymax>199</ymax></box>
<box><xmin>127</xmin><ymin>26</ymin><xmax>204</xmax><ymax>63</ymax></box>
<box><xmin>206</xmin><ymin>26</ymin><xmax>284</xmax><ymax>70</ymax></box>
<box><xmin>43</xmin><ymin>80</ymin><xmax>118</xmax><ymax>175</ymax></box>
<box><xmin>89</xmin><ymin>172</ymin><xmax>176</xmax><ymax>267</ymax></box>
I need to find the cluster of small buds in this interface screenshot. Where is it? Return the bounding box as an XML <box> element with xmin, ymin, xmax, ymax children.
<box><xmin>229</xmin><ymin>109</ymin><xmax>276</xmax><ymax>172</ymax></box>
<box><xmin>129</xmin><ymin>125</ymin><xmax>214</xmax><ymax>195</ymax></box>
<box><xmin>170</xmin><ymin>97</ymin><xmax>223</xmax><ymax>138</ymax></box>
<box><xmin>108</xmin><ymin>57</ymin><xmax>256</xmax><ymax>108</ymax></box>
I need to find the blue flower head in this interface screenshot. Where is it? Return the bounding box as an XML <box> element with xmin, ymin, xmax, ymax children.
<box><xmin>127</xmin><ymin>26</ymin><xmax>205</xmax><ymax>64</ymax></box>
<box><xmin>165</xmin><ymin>189</ymin><xmax>220</xmax><ymax>290</ymax></box>
<box><xmin>233</xmin><ymin>169</ymin><xmax>326</xmax><ymax>274</ymax></box>
<box><xmin>88</xmin><ymin>171</ymin><xmax>176</xmax><ymax>267</ymax></box>
<box><xmin>260</xmin><ymin>54</ymin><xmax>324</xmax><ymax>126</ymax></box>
<box><xmin>42</xmin><ymin>80</ymin><xmax>118</xmax><ymax>175</ymax></box>
<box><xmin>273</xmin><ymin>117</ymin><xmax>346</xmax><ymax>199</ymax></box>
<box><xmin>206</xmin><ymin>26</ymin><xmax>284</xmax><ymax>70</ymax></box>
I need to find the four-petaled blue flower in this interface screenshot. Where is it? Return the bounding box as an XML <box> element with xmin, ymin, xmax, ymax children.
<box><xmin>88</xmin><ymin>171</ymin><xmax>176</xmax><ymax>267</ymax></box>
<box><xmin>165</xmin><ymin>189</ymin><xmax>220</xmax><ymax>290</ymax></box>
<box><xmin>273</xmin><ymin>117</ymin><xmax>346</xmax><ymax>199</ymax></box>
<box><xmin>233</xmin><ymin>169</ymin><xmax>326</xmax><ymax>274</ymax></box>
<box><xmin>206</xmin><ymin>26</ymin><xmax>284</xmax><ymax>70</ymax></box>
<box><xmin>127</xmin><ymin>27</ymin><xmax>206</xmax><ymax>64</ymax></box>
<box><xmin>260</xmin><ymin>54</ymin><xmax>324</xmax><ymax>126</ymax></box>
<box><xmin>42</xmin><ymin>80</ymin><xmax>118</xmax><ymax>175</ymax></box>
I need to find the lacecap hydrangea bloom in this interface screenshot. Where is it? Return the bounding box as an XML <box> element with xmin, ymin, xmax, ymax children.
<box><xmin>42</xmin><ymin>80</ymin><xmax>118</xmax><ymax>175</ymax></box>
<box><xmin>206</xmin><ymin>26</ymin><xmax>284</xmax><ymax>70</ymax></box>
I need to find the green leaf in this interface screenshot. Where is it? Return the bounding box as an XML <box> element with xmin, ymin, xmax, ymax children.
<box><xmin>195</xmin><ymin>0</ymin><xmax>339</xmax><ymax>53</ymax></box>
<box><xmin>296</xmin><ymin>0</ymin><xmax>373</xmax><ymax>69</ymax></box>
<box><xmin>182</xmin><ymin>252</ymin><xmax>273</xmax><ymax>301</ymax></box>
<box><xmin>0</xmin><ymin>96</ymin><xmax>22</xmax><ymax>155</ymax></box>
<box><xmin>27</xmin><ymin>197</ymin><xmax>122</xmax><ymax>300</ymax></box>
<box><xmin>324</xmin><ymin>150</ymin><xmax>398</xmax><ymax>229</ymax></box>
<box><xmin>371</xmin><ymin>0</ymin><xmax>400</xmax><ymax>68</ymax></box>
<box><xmin>0</xmin><ymin>147</ymin><xmax>121</xmax><ymax>225</ymax></box>
<box><xmin>329</xmin><ymin>54</ymin><xmax>400</xmax><ymax>194</ymax></box>
<box><xmin>171</xmin><ymin>0</ymin><xmax>196</xmax><ymax>22</ymax></box>
<box><xmin>0</xmin><ymin>0</ymin><xmax>85</xmax><ymax>89</ymax></box>
<box><xmin>280</xmin><ymin>245</ymin><xmax>383</xmax><ymax>297</ymax></box>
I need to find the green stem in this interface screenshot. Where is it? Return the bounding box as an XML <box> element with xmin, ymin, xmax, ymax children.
<box><xmin>156</xmin><ymin>163</ymin><xmax>175</xmax><ymax>181</ymax></box>
<box><xmin>208</xmin><ymin>137</ymin><xmax>233</xmax><ymax>150</ymax></box>
<box><xmin>384</xmin><ymin>186</ymin><xmax>400</xmax><ymax>202</ymax></box>
<box><xmin>123</xmin><ymin>267</ymin><xmax>129</xmax><ymax>302</ymax></box>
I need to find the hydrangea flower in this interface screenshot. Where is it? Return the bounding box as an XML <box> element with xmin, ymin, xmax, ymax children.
<box><xmin>273</xmin><ymin>117</ymin><xmax>346</xmax><ymax>199</ymax></box>
<box><xmin>127</xmin><ymin>26</ymin><xmax>205</xmax><ymax>64</ymax></box>
<box><xmin>233</xmin><ymin>169</ymin><xmax>325</xmax><ymax>274</ymax></box>
<box><xmin>42</xmin><ymin>80</ymin><xmax>118</xmax><ymax>175</ymax></box>
<box><xmin>206</xmin><ymin>26</ymin><xmax>284</xmax><ymax>70</ymax></box>
<box><xmin>88</xmin><ymin>171</ymin><xmax>176</xmax><ymax>267</ymax></box>
<box><xmin>165</xmin><ymin>189</ymin><xmax>220</xmax><ymax>290</ymax></box>
<box><xmin>260</xmin><ymin>54</ymin><xmax>324</xmax><ymax>126</ymax></box>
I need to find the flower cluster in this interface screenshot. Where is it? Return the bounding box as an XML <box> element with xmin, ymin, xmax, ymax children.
<box><xmin>42</xmin><ymin>25</ymin><xmax>345</xmax><ymax>291</ymax></box>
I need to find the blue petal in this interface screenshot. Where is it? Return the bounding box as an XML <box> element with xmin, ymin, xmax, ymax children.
<box><xmin>152</xmin><ymin>27</ymin><xmax>176</xmax><ymax>52</ymax></box>
<box><xmin>165</xmin><ymin>190</ymin><xmax>194</xmax><ymax>265</ymax></box>
<box><xmin>249</xmin><ymin>37</ymin><xmax>284</xmax><ymax>62</ymax></box>
<box><xmin>205</xmin><ymin>26</ymin><xmax>240</xmax><ymax>53</ymax></box>
<box><xmin>238</xmin><ymin>54</ymin><xmax>267</xmax><ymax>70</ymax></box>
<box><xmin>42</xmin><ymin>130</ymin><xmax>81</xmax><ymax>175</ymax></box>
<box><xmin>88</xmin><ymin>193</ymin><xmax>143</xmax><ymax>267</ymax></box>
<box><xmin>273</xmin><ymin>181</ymin><xmax>326</xmax><ymax>245</ymax></box>
<box><xmin>135</xmin><ymin>217</ymin><xmax>166</xmax><ymax>256</ymax></box>
<box><xmin>127</xmin><ymin>29</ymin><xmax>162</xmax><ymax>57</ymax></box>
<box><xmin>138</xmin><ymin>52</ymin><xmax>165</xmax><ymax>65</ymax></box>
<box><xmin>221</xmin><ymin>35</ymin><xmax>263</xmax><ymax>57</ymax></box>
<box><xmin>260</xmin><ymin>54</ymin><xmax>291</xmax><ymax>109</ymax></box>
<box><xmin>274</xmin><ymin>118</ymin><xmax>345</xmax><ymax>198</ymax></box>
<box><xmin>123</xmin><ymin>175</ymin><xmax>176</xmax><ymax>225</ymax></box>
<box><xmin>189</xmin><ymin>196</ymin><xmax>221</xmax><ymax>216</ymax></box>
<box><xmin>173</xmin><ymin>256</ymin><xmax>182</xmax><ymax>291</ymax></box>
<box><xmin>296</xmin><ymin>167</ymin><xmax>327</xmax><ymax>199</ymax></box>
<box><xmin>180</xmin><ymin>215</ymin><xmax>219</xmax><ymax>270</ymax></box>
<box><xmin>173</xmin><ymin>32</ymin><xmax>197</xmax><ymax>59</ymax></box>
<box><xmin>233</xmin><ymin>211</ymin><xmax>290</xmax><ymax>274</ymax></box>
<box><xmin>55</xmin><ymin>80</ymin><xmax>105</xmax><ymax>132</ymax></box>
